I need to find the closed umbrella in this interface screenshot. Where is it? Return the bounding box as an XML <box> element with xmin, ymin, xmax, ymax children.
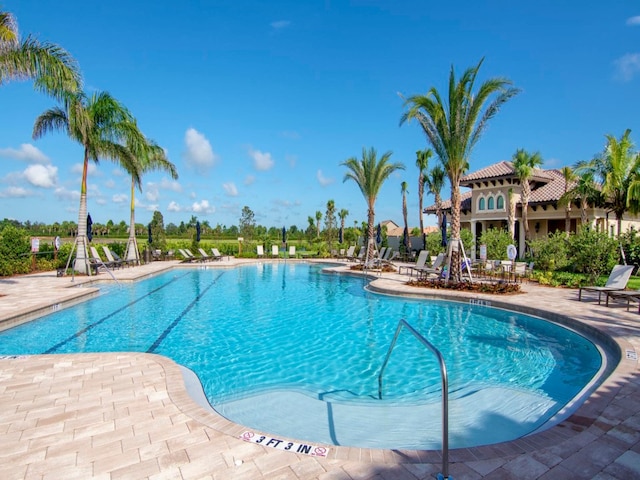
<box><xmin>441</xmin><ymin>213</ymin><xmax>447</xmax><ymax>248</ymax></box>
<box><xmin>196</xmin><ymin>221</ymin><xmax>201</xmax><ymax>242</ymax></box>
<box><xmin>282</xmin><ymin>226</ymin><xmax>286</xmax><ymax>243</ymax></box>
<box><xmin>87</xmin><ymin>214</ymin><xmax>93</xmax><ymax>242</ymax></box>
<box><xmin>338</xmin><ymin>226</ymin><xmax>343</xmax><ymax>244</ymax></box>
<box><xmin>148</xmin><ymin>223</ymin><xmax>152</xmax><ymax>244</ymax></box>
<box><xmin>376</xmin><ymin>224</ymin><xmax>382</xmax><ymax>244</ymax></box>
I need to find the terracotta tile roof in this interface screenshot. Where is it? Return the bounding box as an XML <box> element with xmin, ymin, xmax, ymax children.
<box><xmin>460</xmin><ymin>160</ymin><xmax>554</xmax><ymax>185</ymax></box>
<box><xmin>424</xmin><ymin>191</ymin><xmax>472</xmax><ymax>213</ymax></box>
<box><xmin>529</xmin><ymin>169</ymin><xmax>574</xmax><ymax>204</ymax></box>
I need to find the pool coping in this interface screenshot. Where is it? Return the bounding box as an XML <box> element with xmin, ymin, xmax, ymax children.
<box><xmin>0</xmin><ymin>259</ymin><xmax>639</xmax><ymax>479</ymax></box>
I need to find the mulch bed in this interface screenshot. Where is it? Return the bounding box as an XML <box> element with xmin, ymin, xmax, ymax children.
<box><xmin>406</xmin><ymin>278</ymin><xmax>522</xmax><ymax>294</ymax></box>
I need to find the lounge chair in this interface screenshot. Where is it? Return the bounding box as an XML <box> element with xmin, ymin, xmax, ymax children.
<box><xmin>211</xmin><ymin>248</ymin><xmax>223</xmax><ymax>261</ymax></box>
<box><xmin>289</xmin><ymin>245</ymin><xmax>296</xmax><ymax>258</ymax></box>
<box><xmin>344</xmin><ymin>245</ymin><xmax>356</xmax><ymax>261</ymax></box>
<box><xmin>102</xmin><ymin>245</ymin><xmax>125</xmax><ymax>268</ymax></box>
<box><xmin>111</xmin><ymin>249</ymin><xmax>136</xmax><ymax>267</ymax></box>
<box><xmin>89</xmin><ymin>246</ymin><xmax>117</xmax><ymax>270</ymax></box>
<box><xmin>178</xmin><ymin>248</ymin><xmax>195</xmax><ymax>263</ymax></box>
<box><xmin>198</xmin><ymin>248</ymin><xmax>214</xmax><ymax>261</ymax></box>
<box><xmin>398</xmin><ymin>250</ymin><xmax>429</xmax><ymax>276</ymax></box>
<box><xmin>578</xmin><ymin>264</ymin><xmax>635</xmax><ymax>304</ymax></box>
<box><xmin>605</xmin><ymin>289</ymin><xmax>640</xmax><ymax>312</ymax></box>
<box><xmin>185</xmin><ymin>249</ymin><xmax>205</xmax><ymax>262</ymax></box>
<box><xmin>257</xmin><ymin>245</ymin><xmax>264</xmax><ymax>258</ymax></box>
<box><xmin>414</xmin><ymin>252</ymin><xmax>446</xmax><ymax>279</ymax></box>
<box><xmin>271</xmin><ymin>245</ymin><xmax>279</xmax><ymax>258</ymax></box>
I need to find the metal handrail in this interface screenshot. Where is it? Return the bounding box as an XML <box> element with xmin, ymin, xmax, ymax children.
<box><xmin>378</xmin><ymin>319</ymin><xmax>450</xmax><ymax>480</ymax></box>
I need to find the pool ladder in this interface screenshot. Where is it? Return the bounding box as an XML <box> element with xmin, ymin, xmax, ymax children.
<box><xmin>378</xmin><ymin>319</ymin><xmax>451</xmax><ymax>480</ymax></box>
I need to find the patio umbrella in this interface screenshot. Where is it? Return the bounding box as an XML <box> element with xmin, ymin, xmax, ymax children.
<box><xmin>282</xmin><ymin>226</ymin><xmax>286</xmax><ymax>243</ymax></box>
<box><xmin>441</xmin><ymin>213</ymin><xmax>447</xmax><ymax>247</ymax></box>
<box><xmin>148</xmin><ymin>223</ymin><xmax>152</xmax><ymax>244</ymax></box>
<box><xmin>376</xmin><ymin>223</ymin><xmax>382</xmax><ymax>244</ymax></box>
<box><xmin>86</xmin><ymin>214</ymin><xmax>93</xmax><ymax>242</ymax></box>
<box><xmin>339</xmin><ymin>226</ymin><xmax>343</xmax><ymax>244</ymax></box>
<box><xmin>196</xmin><ymin>221</ymin><xmax>201</xmax><ymax>242</ymax></box>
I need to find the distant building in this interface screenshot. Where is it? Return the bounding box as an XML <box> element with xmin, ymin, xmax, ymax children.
<box><xmin>424</xmin><ymin>161</ymin><xmax>640</xmax><ymax>259</ymax></box>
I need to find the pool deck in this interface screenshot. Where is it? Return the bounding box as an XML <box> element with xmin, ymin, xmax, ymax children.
<box><xmin>0</xmin><ymin>258</ymin><xmax>639</xmax><ymax>479</ymax></box>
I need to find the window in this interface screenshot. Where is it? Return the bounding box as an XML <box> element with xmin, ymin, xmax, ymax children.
<box><xmin>478</xmin><ymin>197</ymin><xmax>485</xmax><ymax>211</ymax></box>
<box><xmin>497</xmin><ymin>195</ymin><xmax>504</xmax><ymax>209</ymax></box>
<box><xmin>488</xmin><ymin>197</ymin><xmax>495</xmax><ymax>210</ymax></box>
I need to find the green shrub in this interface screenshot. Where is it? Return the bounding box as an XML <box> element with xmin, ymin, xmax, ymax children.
<box><xmin>527</xmin><ymin>230</ymin><xmax>570</xmax><ymax>271</ymax></box>
<box><xmin>0</xmin><ymin>225</ymin><xmax>31</xmax><ymax>276</ymax></box>
<box><xmin>478</xmin><ymin>228</ymin><xmax>513</xmax><ymax>260</ymax></box>
<box><xmin>567</xmin><ymin>227</ymin><xmax>618</xmax><ymax>283</ymax></box>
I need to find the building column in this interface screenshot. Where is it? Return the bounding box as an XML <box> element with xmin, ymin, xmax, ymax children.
<box><xmin>470</xmin><ymin>220</ymin><xmax>477</xmax><ymax>260</ymax></box>
<box><xmin>518</xmin><ymin>220</ymin><xmax>526</xmax><ymax>259</ymax></box>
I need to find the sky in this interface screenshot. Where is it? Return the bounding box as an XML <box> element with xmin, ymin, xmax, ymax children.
<box><xmin>1</xmin><ymin>1</ymin><xmax>639</xmax><ymax>231</ymax></box>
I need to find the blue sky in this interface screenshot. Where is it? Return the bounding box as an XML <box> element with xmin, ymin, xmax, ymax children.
<box><xmin>1</xmin><ymin>1</ymin><xmax>639</xmax><ymax>231</ymax></box>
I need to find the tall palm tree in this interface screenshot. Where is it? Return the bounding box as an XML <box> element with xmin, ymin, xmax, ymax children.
<box><xmin>415</xmin><ymin>148</ymin><xmax>433</xmax><ymax>245</ymax></box>
<box><xmin>123</xmin><ymin>137</ymin><xmax>178</xmax><ymax>264</ymax></box>
<box><xmin>338</xmin><ymin>208</ymin><xmax>349</xmax><ymax>244</ymax></box>
<box><xmin>401</xmin><ymin>181</ymin><xmax>411</xmax><ymax>253</ymax></box>
<box><xmin>512</xmin><ymin>149</ymin><xmax>543</xmax><ymax>243</ymax></box>
<box><xmin>341</xmin><ymin>147</ymin><xmax>404</xmax><ymax>261</ymax></box>
<box><xmin>560</xmin><ymin>166</ymin><xmax>576</xmax><ymax>235</ymax></box>
<box><xmin>325</xmin><ymin>199</ymin><xmax>336</xmax><ymax>250</ymax></box>
<box><xmin>33</xmin><ymin>91</ymin><xmax>142</xmax><ymax>274</ymax></box>
<box><xmin>576</xmin><ymin>130</ymin><xmax>640</xmax><ymax>236</ymax></box>
<box><xmin>424</xmin><ymin>164</ymin><xmax>446</xmax><ymax>228</ymax></box>
<box><xmin>560</xmin><ymin>164</ymin><xmax>601</xmax><ymax>227</ymax></box>
<box><xmin>315</xmin><ymin>210</ymin><xmax>322</xmax><ymax>238</ymax></box>
<box><xmin>401</xmin><ymin>58</ymin><xmax>519</xmax><ymax>280</ymax></box>
<box><xmin>1</xmin><ymin>8</ymin><xmax>80</xmax><ymax>99</ymax></box>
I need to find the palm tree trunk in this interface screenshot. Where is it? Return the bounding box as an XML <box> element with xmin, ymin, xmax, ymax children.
<box><xmin>580</xmin><ymin>199</ymin><xmax>588</xmax><ymax>226</ymax></box>
<box><xmin>125</xmin><ymin>176</ymin><xmax>140</xmax><ymax>264</ymax></box>
<box><xmin>367</xmin><ymin>206</ymin><xmax>375</xmax><ymax>264</ymax></box>
<box><xmin>449</xmin><ymin>185</ymin><xmax>461</xmax><ymax>282</ymax></box>
<box><xmin>73</xmin><ymin>152</ymin><xmax>90</xmax><ymax>274</ymax></box>
<box><xmin>522</xmin><ymin>182</ymin><xmax>531</xmax><ymax>241</ymax></box>
<box><xmin>418</xmin><ymin>177</ymin><xmax>424</xmax><ymax>246</ymax></box>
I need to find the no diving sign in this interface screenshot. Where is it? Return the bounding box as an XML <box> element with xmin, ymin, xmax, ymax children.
<box><xmin>239</xmin><ymin>431</ymin><xmax>329</xmax><ymax>457</ymax></box>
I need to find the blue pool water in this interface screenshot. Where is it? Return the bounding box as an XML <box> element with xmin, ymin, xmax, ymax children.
<box><xmin>0</xmin><ymin>263</ymin><xmax>604</xmax><ymax>449</ymax></box>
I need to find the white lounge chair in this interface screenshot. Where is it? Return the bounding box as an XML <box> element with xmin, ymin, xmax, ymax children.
<box><xmin>344</xmin><ymin>245</ymin><xmax>356</xmax><ymax>261</ymax></box>
<box><xmin>414</xmin><ymin>252</ymin><xmax>446</xmax><ymax>279</ymax></box>
<box><xmin>178</xmin><ymin>248</ymin><xmax>195</xmax><ymax>263</ymax></box>
<box><xmin>257</xmin><ymin>245</ymin><xmax>264</xmax><ymax>258</ymax></box>
<box><xmin>271</xmin><ymin>245</ymin><xmax>279</xmax><ymax>258</ymax></box>
<box><xmin>102</xmin><ymin>245</ymin><xmax>126</xmax><ymax>268</ymax></box>
<box><xmin>198</xmin><ymin>248</ymin><xmax>214</xmax><ymax>261</ymax></box>
<box><xmin>399</xmin><ymin>250</ymin><xmax>429</xmax><ymax>276</ymax></box>
<box><xmin>211</xmin><ymin>248</ymin><xmax>223</xmax><ymax>261</ymax></box>
<box><xmin>578</xmin><ymin>265</ymin><xmax>635</xmax><ymax>304</ymax></box>
<box><xmin>289</xmin><ymin>245</ymin><xmax>296</xmax><ymax>258</ymax></box>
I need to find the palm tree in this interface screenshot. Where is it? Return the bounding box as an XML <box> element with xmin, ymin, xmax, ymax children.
<box><xmin>576</xmin><ymin>130</ymin><xmax>640</xmax><ymax>236</ymax></box>
<box><xmin>123</xmin><ymin>137</ymin><xmax>178</xmax><ymax>264</ymax></box>
<box><xmin>401</xmin><ymin>58</ymin><xmax>519</xmax><ymax>280</ymax></box>
<box><xmin>315</xmin><ymin>210</ymin><xmax>322</xmax><ymax>238</ymax></box>
<box><xmin>560</xmin><ymin>166</ymin><xmax>576</xmax><ymax>235</ymax></box>
<box><xmin>512</xmin><ymin>149</ymin><xmax>543</xmax><ymax>243</ymax></box>
<box><xmin>341</xmin><ymin>147</ymin><xmax>405</xmax><ymax>261</ymax></box>
<box><xmin>507</xmin><ymin>188</ymin><xmax>516</xmax><ymax>239</ymax></box>
<box><xmin>401</xmin><ymin>181</ymin><xmax>411</xmax><ymax>253</ymax></box>
<box><xmin>338</xmin><ymin>208</ymin><xmax>349</xmax><ymax>244</ymax></box>
<box><xmin>325</xmin><ymin>199</ymin><xmax>336</xmax><ymax>250</ymax></box>
<box><xmin>33</xmin><ymin>91</ymin><xmax>142</xmax><ymax>274</ymax></box>
<box><xmin>424</xmin><ymin>164</ymin><xmax>446</xmax><ymax>228</ymax></box>
<box><xmin>560</xmin><ymin>164</ymin><xmax>601</xmax><ymax>227</ymax></box>
<box><xmin>415</xmin><ymin>149</ymin><xmax>433</xmax><ymax>245</ymax></box>
<box><xmin>1</xmin><ymin>8</ymin><xmax>80</xmax><ymax>99</ymax></box>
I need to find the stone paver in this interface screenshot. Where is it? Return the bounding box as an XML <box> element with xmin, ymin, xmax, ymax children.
<box><xmin>0</xmin><ymin>259</ymin><xmax>638</xmax><ymax>479</ymax></box>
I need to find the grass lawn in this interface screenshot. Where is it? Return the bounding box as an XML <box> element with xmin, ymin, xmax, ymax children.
<box><xmin>627</xmin><ymin>276</ymin><xmax>640</xmax><ymax>290</ymax></box>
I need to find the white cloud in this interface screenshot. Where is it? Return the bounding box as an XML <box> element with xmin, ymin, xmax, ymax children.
<box><xmin>23</xmin><ymin>164</ymin><xmax>58</xmax><ymax>188</ymax></box>
<box><xmin>223</xmin><ymin>182</ymin><xmax>238</xmax><ymax>196</ymax></box>
<box><xmin>159</xmin><ymin>178</ymin><xmax>182</xmax><ymax>192</ymax></box>
<box><xmin>249</xmin><ymin>147</ymin><xmax>274</xmax><ymax>171</ymax></box>
<box><xmin>191</xmin><ymin>199</ymin><xmax>215</xmax><ymax>214</ymax></box>
<box><xmin>183</xmin><ymin>128</ymin><xmax>218</xmax><ymax>173</ymax></box>
<box><xmin>54</xmin><ymin>187</ymin><xmax>80</xmax><ymax>201</ymax></box>
<box><xmin>244</xmin><ymin>175</ymin><xmax>256</xmax><ymax>185</ymax></box>
<box><xmin>0</xmin><ymin>186</ymin><xmax>30</xmax><ymax>198</ymax></box>
<box><xmin>0</xmin><ymin>144</ymin><xmax>50</xmax><ymax>164</ymax></box>
<box><xmin>167</xmin><ymin>201</ymin><xmax>182</xmax><ymax>212</ymax></box>
<box><xmin>112</xmin><ymin>193</ymin><xmax>128</xmax><ymax>203</ymax></box>
<box><xmin>316</xmin><ymin>169</ymin><xmax>334</xmax><ymax>187</ymax></box>
<box><xmin>144</xmin><ymin>203</ymin><xmax>159</xmax><ymax>212</ymax></box>
<box><xmin>145</xmin><ymin>185</ymin><xmax>160</xmax><ymax>202</ymax></box>
<box><xmin>271</xmin><ymin>20</ymin><xmax>291</xmax><ymax>29</ymax></box>
<box><xmin>71</xmin><ymin>162</ymin><xmax>98</xmax><ymax>176</ymax></box>
<box><xmin>105</xmin><ymin>179</ymin><xmax>116</xmax><ymax>188</ymax></box>
<box><xmin>285</xmin><ymin>154</ymin><xmax>297</xmax><ymax>167</ymax></box>
<box><xmin>614</xmin><ymin>53</ymin><xmax>640</xmax><ymax>81</ymax></box>
<box><xmin>626</xmin><ymin>16</ymin><xmax>640</xmax><ymax>26</ymax></box>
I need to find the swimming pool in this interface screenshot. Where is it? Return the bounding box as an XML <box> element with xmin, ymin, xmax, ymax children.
<box><xmin>0</xmin><ymin>263</ymin><xmax>606</xmax><ymax>449</ymax></box>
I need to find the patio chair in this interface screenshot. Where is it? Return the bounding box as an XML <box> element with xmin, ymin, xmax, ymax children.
<box><xmin>414</xmin><ymin>252</ymin><xmax>446</xmax><ymax>279</ymax></box>
<box><xmin>271</xmin><ymin>245</ymin><xmax>280</xmax><ymax>258</ymax></box>
<box><xmin>198</xmin><ymin>248</ymin><xmax>214</xmax><ymax>262</ymax></box>
<box><xmin>398</xmin><ymin>250</ymin><xmax>429</xmax><ymax>276</ymax></box>
<box><xmin>344</xmin><ymin>245</ymin><xmax>356</xmax><ymax>261</ymax></box>
<box><xmin>89</xmin><ymin>246</ymin><xmax>118</xmax><ymax>270</ymax></box>
<box><xmin>257</xmin><ymin>245</ymin><xmax>264</xmax><ymax>258</ymax></box>
<box><xmin>289</xmin><ymin>245</ymin><xmax>296</xmax><ymax>258</ymax></box>
<box><xmin>211</xmin><ymin>248</ymin><xmax>224</xmax><ymax>261</ymax></box>
<box><xmin>605</xmin><ymin>289</ymin><xmax>640</xmax><ymax>312</ymax></box>
<box><xmin>578</xmin><ymin>264</ymin><xmax>635</xmax><ymax>304</ymax></box>
<box><xmin>185</xmin><ymin>249</ymin><xmax>205</xmax><ymax>262</ymax></box>
<box><xmin>102</xmin><ymin>245</ymin><xmax>125</xmax><ymax>268</ymax></box>
<box><xmin>178</xmin><ymin>248</ymin><xmax>195</xmax><ymax>263</ymax></box>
